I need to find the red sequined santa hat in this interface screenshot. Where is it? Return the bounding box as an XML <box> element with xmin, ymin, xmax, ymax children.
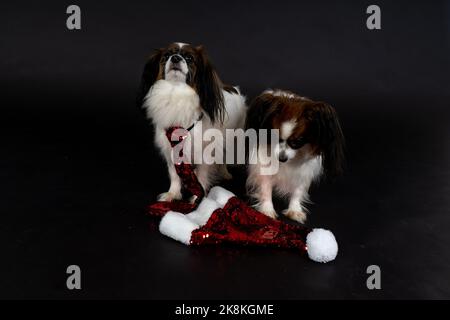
<box><xmin>148</xmin><ymin>126</ymin><xmax>338</xmax><ymax>263</ymax></box>
<box><xmin>157</xmin><ymin>186</ymin><xmax>338</xmax><ymax>263</ymax></box>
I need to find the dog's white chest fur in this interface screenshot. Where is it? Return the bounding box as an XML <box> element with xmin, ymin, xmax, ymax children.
<box><xmin>274</xmin><ymin>154</ymin><xmax>323</xmax><ymax>195</ymax></box>
<box><xmin>144</xmin><ymin>80</ymin><xmax>201</xmax><ymax>129</ymax></box>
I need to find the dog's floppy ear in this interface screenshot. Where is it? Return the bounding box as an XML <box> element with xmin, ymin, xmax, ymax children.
<box><xmin>136</xmin><ymin>49</ymin><xmax>163</xmax><ymax>107</ymax></box>
<box><xmin>306</xmin><ymin>102</ymin><xmax>345</xmax><ymax>178</ymax></box>
<box><xmin>245</xmin><ymin>94</ymin><xmax>281</xmax><ymax>151</ymax></box>
<box><xmin>195</xmin><ymin>45</ymin><xmax>225</xmax><ymax>123</ymax></box>
<box><xmin>245</xmin><ymin>93</ymin><xmax>279</xmax><ymax>131</ymax></box>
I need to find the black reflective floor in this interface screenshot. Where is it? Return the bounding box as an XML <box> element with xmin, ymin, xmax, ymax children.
<box><xmin>1</xmin><ymin>89</ymin><xmax>449</xmax><ymax>299</ymax></box>
<box><xmin>1</xmin><ymin>0</ymin><xmax>449</xmax><ymax>300</ymax></box>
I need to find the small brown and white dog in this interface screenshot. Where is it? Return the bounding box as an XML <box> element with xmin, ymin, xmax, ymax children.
<box><xmin>245</xmin><ymin>89</ymin><xmax>344</xmax><ymax>223</ymax></box>
<box><xmin>137</xmin><ymin>42</ymin><xmax>246</xmax><ymax>201</ymax></box>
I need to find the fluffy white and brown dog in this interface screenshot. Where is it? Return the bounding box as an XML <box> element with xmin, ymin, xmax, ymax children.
<box><xmin>138</xmin><ymin>42</ymin><xmax>246</xmax><ymax>201</ymax></box>
<box><xmin>245</xmin><ymin>89</ymin><xmax>344</xmax><ymax>223</ymax></box>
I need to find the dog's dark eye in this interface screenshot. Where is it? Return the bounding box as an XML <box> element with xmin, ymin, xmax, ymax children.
<box><xmin>163</xmin><ymin>52</ymin><xmax>171</xmax><ymax>60</ymax></box>
<box><xmin>288</xmin><ymin>137</ymin><xmax>306</xmax><ymax>149</ymax></box>
<box><xmin>184</xmin><ymin>54</ymin><xmax>193</xmax><ymax>63</ymax></box>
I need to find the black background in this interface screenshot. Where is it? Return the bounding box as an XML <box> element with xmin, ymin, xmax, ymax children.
<box><xmin>1</xmin><ymin>0</ymin><xmax>449</xmax><ymax>299</ymax></box>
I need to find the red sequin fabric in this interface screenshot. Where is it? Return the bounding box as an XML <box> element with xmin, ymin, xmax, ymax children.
<box><xmin>165</xmin><ymin>126</ymin><xmax>205</xmax><ymax>203</ymax></box>
<box><xmin>147</xmin><ymin>200</ymin><xmax>198</xmax><ymax>218</ymax></box>
<box><xmin>191</xmin><ymin>197</ymin><xmax>310</xmax><ymax>253</ymax></box>
<box><xmin>147</xmin><ymin>126</ymin><xmax>311</xmax><ymax>254</ymax></box>
<box><xmin>147</xmin><ymin>126</ymin><xmax>204</xmax><ymax>217</ymax></box>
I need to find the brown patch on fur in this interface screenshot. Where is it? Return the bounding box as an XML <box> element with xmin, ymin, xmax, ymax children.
<box><xmin>245</xmin><ymin>89</ymin><xmax>345</xmax><ymax>178</ymax></box>
<box><xmin>223</xmin><ymin>84</ymin><xmax>238</xmax><ymax>94</ymax></box>
<box><xmin>159</xmin><ymin>43</ymin><xmax>200</xmax><ymax>84</ymax></box>
<box><xmin>138</xmin><ymin>42</ymin><xmax>227</xmax><ymax>123</ymax></box>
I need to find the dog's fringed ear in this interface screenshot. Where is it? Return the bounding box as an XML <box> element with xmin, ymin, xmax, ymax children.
<box><xmin>136</xmin><ymin>49</ymin><xmax>163</xmax><ymax>107</ymax></box>
<box><xmin>195</xmin><ymin>46</ymin><xmax>225</xmax><ymax>123</ymax></box>
<box><xmin>307</xmin><ymin>102</ymin><xmax>345</xmax><ymax>179</ymax></box>
<box><xmin>245</xmin><ymin>94</ymin><xmax>280</xmax><ymax>151</ymax></box>
<box><xmin>245</xmin><ymin>94</ymin><xmax>278</xmax><ymax>131</ymax></box>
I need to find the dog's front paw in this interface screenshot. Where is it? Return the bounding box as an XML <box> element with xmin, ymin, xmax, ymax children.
<box><xmin>256</xmin><ymin>203</ymin><xmax>279</xmax><ymax>220</ymax></box>
<box><xmin>157</xmin><ymin>191</ymin><xmax>182</xmax><ymax>202</ymax></box>
<box><xmin>188</xmin><ymin>195</ymin><xmax>198</xmax><ymax>204</ymax></box>
<box><xmin>283</xmin><ymin>210</ymin><xmax>307</xmax><ymax>224</ymax></box>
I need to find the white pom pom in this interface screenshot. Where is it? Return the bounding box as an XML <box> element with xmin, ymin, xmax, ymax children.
<box><xmin>306</xmin><ymin>228</ymin><xmax>338</xmax><ymax>263</ymax></box>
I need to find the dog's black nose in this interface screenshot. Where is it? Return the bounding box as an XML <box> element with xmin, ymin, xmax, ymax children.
<box><xmin>171</xmin><ymin>55</ymin><xmax>182</xmax><ymax>63</ymax></box>
<box><xmin>278</xmin><ymin>154</ymin><xmax>288</xmax><ymax>163</ymax></box>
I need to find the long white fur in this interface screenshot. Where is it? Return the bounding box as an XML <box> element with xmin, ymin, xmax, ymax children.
<box><xmin>248</xmin><ymin>145</ymin><xmax>322</xmax><ymax>222</ymax></box>
<box><xmin>143</xmin><ymin>70</ymin><xmax>246</xmax><ymax>201</ymax></box>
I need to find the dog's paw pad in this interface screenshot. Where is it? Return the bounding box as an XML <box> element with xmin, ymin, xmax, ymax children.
<box><xmin>283</xmin><ymin>210</ymin><xmax>307</xmax><ymax>224</ymax></box>
<box><xmin>256</xmin><ymin>205</ymin><xmax>279</xmax><ymax>220</ymax></box>
<box><xmin>188</xmin><ymin>195</ymin><xmax>198</xmax><ymax>204</ymax></box>
<box><xmin>157</xmin><ymin>192</ymin><xmax>181</xmax><ymax>202</ymax></box>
